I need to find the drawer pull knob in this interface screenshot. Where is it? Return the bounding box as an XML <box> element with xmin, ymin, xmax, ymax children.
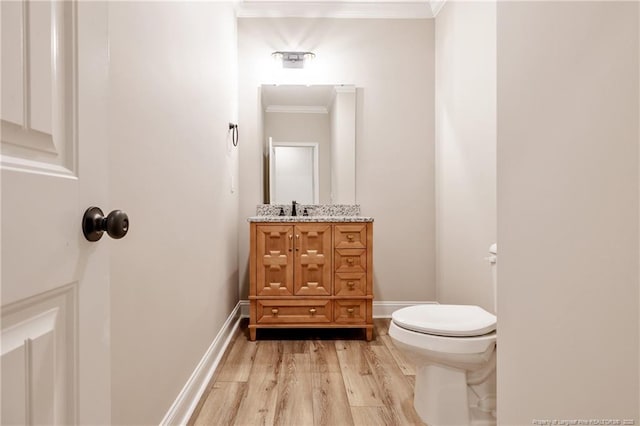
<box><xmin>347</xmin><ymin>308</ymin><xmax>355</xmax><ymax>314</ymax></box>
<box><xmin>309</xmin><ymin>308</ymin><xmax>317</xmax><ymax>314</ymax></box>
<box><xmin>347</xmin><ymin>258</ymin><xmax>355</xmax><ymax>265</ymax></box>
<box><xmin>347</xmin><ymin>234</ymin><xmax>354</xmax><ymax>241</ymax></box>
<box><xmin>271</xmin><ymin>308</ymin><xmax>279</xmax><ymax>315</ymax></box>
<box><xmin>347</xmin><ymin>281</ymin><xmax>355</xmax><ymax>288</ymax></box>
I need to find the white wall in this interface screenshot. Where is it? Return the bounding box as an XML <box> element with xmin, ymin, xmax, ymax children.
<box><xmin>434</xmin><ymin>1</ymin><xmax>496</xmax><ymax>312</ymax></box>
<box><xmin>238</xmin><ymin>18</ymin><xmax>436</xmax><ymax>301</ymax></box>
<box><xmin>108</xmin><ymin>3</ymin><xmax>239</xmax><ymax>424</ymax></box>
<box><xmin>264</xmin><ymin>111</ymin><xmax>331</xmax><ymax>203</ymax></box>
<box><xmin>497</xmin><ymin>2</ymin><xmax>639</xmax><ymax>423</ymax></box>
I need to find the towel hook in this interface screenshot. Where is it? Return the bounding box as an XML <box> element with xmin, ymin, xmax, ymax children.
<box><xmin>229</xmin><ymin>122</ymin><xmax>238</xmax><ymax>147</ymax></box>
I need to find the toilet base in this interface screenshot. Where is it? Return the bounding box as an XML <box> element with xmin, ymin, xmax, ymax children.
<box><xmin>414</xmin><ymin>363</ymin><xmax>496</xmax><ymax>426</ymax></box>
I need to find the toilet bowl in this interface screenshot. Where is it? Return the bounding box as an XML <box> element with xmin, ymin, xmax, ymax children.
<box><xmin>389</xmin><ymin>244</ymin><xmax>498</xmax><ymax>426</ymax></box>
<box><xmin>389</xmin><ymin>304</ymin><xmax>497</xmax><ymax>426</ymax></box>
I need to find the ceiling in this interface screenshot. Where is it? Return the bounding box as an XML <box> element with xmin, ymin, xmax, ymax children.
<box><xmin>236</xmin><ymin>0</ymin><xmax>445</xmax><ymax>19</ymax></box>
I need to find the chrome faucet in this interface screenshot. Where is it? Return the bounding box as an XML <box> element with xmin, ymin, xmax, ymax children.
<box><xmin>291</xmin><ymin>200</ymin><xmax>297</xmax><ymax>217</ymax></box>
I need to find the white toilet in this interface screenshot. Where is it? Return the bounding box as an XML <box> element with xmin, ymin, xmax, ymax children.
<box><xmin>389</xmin><ymin>244</ymin><xmax>498</xmax><ymax>426</ymax></box>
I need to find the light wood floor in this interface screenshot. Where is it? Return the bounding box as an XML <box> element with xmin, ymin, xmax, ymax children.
<box><xmin>189</xmin><ymin>318</ymin><xmax>425</xmax><ymax>426</ymax></box>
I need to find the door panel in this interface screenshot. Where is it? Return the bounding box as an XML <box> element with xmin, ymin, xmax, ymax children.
<box><xmin>256</xmin><ymin>225</ymin><xmax>294</xmax><ymax>296</ymax></box>
<box><xmin>1</xmin><ymin>2</ymin><xmax>110</xmax><ymax>424</ymax></box>
<box><xmin>1</xmin><ymin>0</ymin><xmax>76</xmax><ymax>175</ymax></box>
<box><xmin>295</xmin><ymin>224</ymin><xmax>332</xmax><ymax>296</ymax></box>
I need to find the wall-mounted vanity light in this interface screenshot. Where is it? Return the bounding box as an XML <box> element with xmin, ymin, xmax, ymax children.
<box><xmin>271</xmin><ymin>51</ymin><xmax>315</xmax><ymax>69</ymax></box>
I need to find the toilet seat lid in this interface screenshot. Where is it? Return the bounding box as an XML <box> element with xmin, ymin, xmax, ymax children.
<box><xmin>392</xmin><ymin>304</ymin><xmax>497</xmax><ymax>337</ymax></box>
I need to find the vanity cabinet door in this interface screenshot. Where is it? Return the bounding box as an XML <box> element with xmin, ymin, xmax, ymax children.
<box><xmin>294</xmin><ymin>224</ymin><xmax>332</xmax><ymax>296</ymax></box>
<box><xmin>256</xmin><ymin>225</ymin><xmax>294</xmax><ymax>296</ymax></box>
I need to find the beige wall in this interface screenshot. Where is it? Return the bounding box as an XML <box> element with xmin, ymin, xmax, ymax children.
<box><xmin>497</xmin><ymin>2</ymin><xmax>639</xmax><ymax>423</ymax></box>
<box><xmin>330</xmin><ymin>88</ymin><xmax>357</xmax><ymax>204</ymax></box>
<box><xmin>238</xmin><ymin>18</ymin><xmax>436</xmax><ymax>301</ymax></box>
<box><xmin>264</xmin><ymin>111</ymin><xmax>331</xmax><ymax>203</ymax></box>
<box><xmin>108</xmin><ymin>3</ymin><xmax>238</xmax><ymax>424</ymax></box>
<box><xmin>434</xmin><ymin>1</ymin><xmax>497</xmax><ymax>312</ymax></box>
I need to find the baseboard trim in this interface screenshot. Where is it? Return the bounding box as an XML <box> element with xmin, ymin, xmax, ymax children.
<box><xmin>238</xmin><ymin>299</ymin><xmax>436</xmax><ymax>319</ymax></box>
<box><xmin>160</xmin><ymin>302</ymin><xmax>242</xmax><ymax>426</ymax></box>
<box><xmin>371</xmin><ymin>300</ymin><xmax>438</xmax><ymax>317</ymax></box>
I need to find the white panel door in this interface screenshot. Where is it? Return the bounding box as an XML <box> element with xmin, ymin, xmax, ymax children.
<box><xmin>1</xmin><ymin>1</ymin><xmax>111</xmax><ymax>424</ymax></box>
<box><xmin>270</xmin><ymin>142</ymin><xmax>319</xmax><ymax>204</ymax></box>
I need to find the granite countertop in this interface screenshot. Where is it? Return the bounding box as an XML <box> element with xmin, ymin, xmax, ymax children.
<box><xmin>248</xmin><ymin>216</ymin><xmax>374</xmax><ymax>223</ymax></box>
<box><xmin>250</xmin><ymin>204</ymin><xmax>373</xmax><ymax>222</ymax></box>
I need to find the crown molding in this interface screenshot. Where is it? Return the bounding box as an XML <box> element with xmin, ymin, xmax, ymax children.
<box><xmin>236</xmin><ymin>1</ymin><xmax>435</xmax><ymax>19</ymax></box>
<box><xmin>334</xmin><ymin>85</ymin><xmax>356</xmax><ymax>93</ymax></box>
<box><xmin>429</xmin><ymin>0</ymin><xmax>447</xmax><ymax>17</ymax></box>
<box><xmin>266</xmin><ymin>105</ymin><xmax>329</xmax><ymax>114</ymax></box>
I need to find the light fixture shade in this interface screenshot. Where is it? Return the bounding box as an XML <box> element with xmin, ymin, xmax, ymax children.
<box><xmin>272</xmin><ymin>51</ymin><xmax>315</xmax><ymax>69</ymax></box>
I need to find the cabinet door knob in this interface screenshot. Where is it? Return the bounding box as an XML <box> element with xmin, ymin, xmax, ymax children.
<box><xmin>288</xmin><ymin>234</ymin><xmax>293</xmax><ymax>251</ymax></box>
<box><xmin>347</xmin><ymin>234</ymin><xmax>354</xmax><ymax>241</ymax></box>
<box><xmin>347</xmin><ymin>308</ymin><xmax>355</xmax><ymax>314</ymax></box>
<box><xmin>347</xmin><ymin>281</ymin><xmax>355</xmax><ymax>288</ymax></box>
<box><xmin>347</xmin><ymin>258</ymin><xmax>355</xmax><ymax>265</ymax></box>
<box><xmin>309</xmin><ymin>308</ymin><xmax>317</xmax><ymax>314</ymax></box>
<box><xmin>271</xmin><ymin>308</ymin><xmax>279</xmax><ymax>315</ymax></box>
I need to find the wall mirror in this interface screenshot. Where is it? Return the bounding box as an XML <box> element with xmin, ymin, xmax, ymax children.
<box><xmin>262</xmin><ymin>84</ymin><xmax>356</xmax><ymax>205</ymax></box>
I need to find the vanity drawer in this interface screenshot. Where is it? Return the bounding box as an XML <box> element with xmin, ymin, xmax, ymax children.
<box><xmin>256</xmin><ymin>299</ymin><xmax>332</xmax><ymax>324</ymax></box>
<box><xmin>334</xmin><ymin>300</ymin><xmax>367</xmax><ymax>323</ymax></box>
<box><xmin>335</xmin><ymin>249</ymin><xmax>367</xmax><ymax>273</ymax></box>
<box><xmin>334</xmin><ymin>272</ymin><xmax>366</xmax><ymax>296</ymax></box>
<box><xmin>334</xmin><ymin>224</ymin><xmax>367</xmax><ymax>249</ymax></box>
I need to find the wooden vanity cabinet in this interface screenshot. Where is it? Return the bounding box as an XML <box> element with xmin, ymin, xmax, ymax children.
<box><xmin>249</xmin><ymin>221</ymin><xmax>373</xmax><ymax>341</ymax></box>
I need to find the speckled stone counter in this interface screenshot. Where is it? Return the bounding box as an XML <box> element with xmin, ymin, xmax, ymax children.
<box><xmin>247</xmin><ymin>215</ymin><xmax>373</xmax><ymax>222</ymax></box>
<box><xmin>250</xmin><ymin>204</ymin><xmax>373</xmax><ymax>222</ymax></box>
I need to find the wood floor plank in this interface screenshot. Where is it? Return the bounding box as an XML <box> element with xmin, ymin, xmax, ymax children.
<box><xmin>216</xmin><ymin>331</ymin><xmax>258</xmax><ymax>382</ymax></box>
<box><xmin>233</xmin><ymin>340</ymin><xmax>283</xmax><ymax>426</ymax></box>
<box><xmin>309</xmin><ymin>340</ymin><xmax>341</xmax><ymax>373</ymax></box>
<box><xmin>273</xmin><ymin>353</ymin><xmax>314</xmax><ymax>425</ymax></box>
<box><xmin>363</xmin><ymin>344</ymin><xmax>425</xmax><ymax>425</ymax></box>
<box><xmin>190</xmin><ymin>319</ymin><xmax>424</xmax><ymax>426</ymax></box>
<box><xmin>380</xmin><ymin>334</ymin><xmax>416</xmax><ymax>375</ymax></box>
<box><xmin>193</xmin><ymin>381</ymin><xmax>247</xmax><ymax>426</ymax></box>
<box><xmin>350</xmin><ymin>406</ymin><xmax>397</xmax><ymax>426</ymax></box>
<box><xmin>335</xmin><ymin>340</ymin><xmax>384</xmax><ymax>407</ymax></box>
<box><xmin>187</xmin><ymin>324</ymin><xmax>245</xmax><ymax>425</ymax></box>
<box><xmin>282</xmin><ymin>339</ymin><xmax>309</xmax><ymax>354</ymax></box>
<box><xmin>373</xmin><ymin>318</ymin><xmax>389</xmax><ymax>337</ymax></box>
<box><xmin>311</xmin><ymin>372</ymin><xmax>354</xmax><ymax>426</ymax></box>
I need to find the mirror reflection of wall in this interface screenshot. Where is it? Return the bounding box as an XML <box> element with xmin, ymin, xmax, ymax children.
<box><xmin>262</xmin><ymin>84</ymin><xmax>356</xmax><ymax>205</ymax></box>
